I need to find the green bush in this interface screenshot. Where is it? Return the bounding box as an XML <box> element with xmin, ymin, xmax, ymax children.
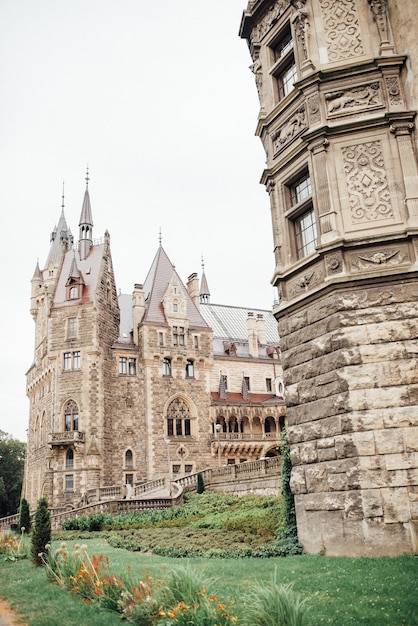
<box><xmin>196</xmin><ymin>472</ymin><xmax>205</xmax><ymax>494</ymax></box>
<box><xmin>19</xmin><ymin>498</ymin><xmax>31</xmax><ymax>534</ymax></box>
<box><xmin>31</xmin><ymin>496</ymin><xmax>51</xmax><ymax>566</ymax></box>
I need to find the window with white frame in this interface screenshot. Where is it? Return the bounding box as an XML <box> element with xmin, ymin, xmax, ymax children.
<box><xmin>186</xmin><ymin>359</ymin><xmax>194</xmax><ymax>378</ymax></box>
<box><xmin>63</xmin><ymin>351</ymin><xmax>81</xmax><ymax>370</ymax></box>
<box><xmin>287</xmin><ymin>171</ymin><xmax>317</xmax><ymax>259</ymax></box>
<box><xmin>271</xmin><ymin>23</ymin><xmax>297</xmax><ymax>101</ymax></box>
<box><xmin>163</xmin><ymin>357</ymin><xmax>172</xmax><ymax>376</ymax></box>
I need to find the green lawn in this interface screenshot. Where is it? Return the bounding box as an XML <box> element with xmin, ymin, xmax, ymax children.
<box><xmin>0</xmin><ymin>537</ymin><xmax>417</xmax><ymax>625</ymax></box>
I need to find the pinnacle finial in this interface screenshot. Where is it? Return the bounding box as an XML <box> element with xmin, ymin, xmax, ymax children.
<box><xmin>158</xmin><ymin>227</ymin><xmax>162</xmax><ymax>245</ymax></box>
<box><xmin>61</xmin><ymin>181</ymin><xmax>65</xmax><ymax>210</ymax></box>
<box><xmin>85</xmin><ymin>165</ymin><xmax>90</xmax><ymax>188</ymax></box>
<box><xmin>201</xmin><ymin>255</ymin><xmax>205</xmax><ymax>271</ymax></box>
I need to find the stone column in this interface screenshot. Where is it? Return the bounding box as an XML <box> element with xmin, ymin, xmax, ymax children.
<box><xmin>390</xmin><ymin>121</ymin><xmax>418</xmax><ymax>223</ymax></box>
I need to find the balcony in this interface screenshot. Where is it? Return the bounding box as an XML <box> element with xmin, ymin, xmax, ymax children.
<box><xmin>48</xmin><ymin>431</ymin><xmax>85</xmax><ymax>447</ymax></box>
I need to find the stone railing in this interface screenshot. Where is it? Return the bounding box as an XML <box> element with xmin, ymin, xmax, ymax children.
<box><xmin>0</xmin><ymin>457</ymin><xmax>281</xmax><ymax>530</ymax></box>
<box><xmin>48</xmin><ymin>431</ymin><xmax>85</xmax><ymax>446</ymax></box>
<box><xmin>210</xmin><ymin>432</ymin><xmax>280</xmax><ymax>441</ymax></box>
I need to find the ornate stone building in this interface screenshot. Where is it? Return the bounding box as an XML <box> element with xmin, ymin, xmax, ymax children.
<box><xmin>23</xmin><ymin>181</ymin><xmax>285</xmax><ymax>511</ymax></box>
<box><xmin>240</xmin><ymin>0</ymin><xmax>418</xmax><ymax>555</ymax></box>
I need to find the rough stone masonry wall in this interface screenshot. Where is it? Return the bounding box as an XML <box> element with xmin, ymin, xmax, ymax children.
<box><xmin>281</xmin><ymin>279</ymin><xmax>418</xmax><ymax>556</ymax></box>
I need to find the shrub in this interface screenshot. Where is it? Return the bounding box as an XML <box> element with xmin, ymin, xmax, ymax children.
<box><xmin>19</xmin><ymin>498</ymin><xmax>31</xmax><ymax>534</ymax></box>
<box><xmin>196</xmin><ymin>472</ymin><xmax>205</xmax><ymax>494</ymax></box>
<box><xmin>31</xmin><ymin>496</ymin><xmax>51</xmax><ymax>566</ymax></box>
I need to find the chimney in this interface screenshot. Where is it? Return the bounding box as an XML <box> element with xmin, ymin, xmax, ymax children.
<box><xmin>256</xmin><ymin>313</ymin><xmax>266</xmax><ymax>345</ymax></box>
<box><xmin>187</xmin><ymin>273</ymin><xmax>200</xmax><ymax>308</ymax></box>
<box><xmin>132</xmin><ymin>283</ymin><xmax>144</xmax><ymax>345</ymax></box>
<box><xmin>247</xmin><ymin>312</ymin><xmax>258</xmax><ymax>358</ymax></box>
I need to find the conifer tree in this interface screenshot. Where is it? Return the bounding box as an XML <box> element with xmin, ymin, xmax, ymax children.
<box><xmin>31</xmin><ymin>497</ymin><xmax>51</xmax><ymax>566</ymax></box>
<box><xmin>19</xmin><ymin>498</ymin><xmax>31</xmax><ymax>534</ymax></box>
<box><xmin>196</xmin><ymin>472</ymin><xmax>205</xmax><ymax>494</ymax></box>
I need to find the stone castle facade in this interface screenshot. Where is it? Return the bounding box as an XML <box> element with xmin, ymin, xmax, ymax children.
<box><xmin>240</xmin><ymin>0</ymin><xmax>418</xmax><ymax>555</ymax></box>
<box><xmin>23</xmin><ymin>183</ymin><xmax>285</xmax><ymax>511</ymax></box>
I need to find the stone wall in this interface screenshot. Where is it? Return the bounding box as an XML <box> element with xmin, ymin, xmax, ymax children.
<box><xmin>282</xmin><ymin>279</ymin><xmax>418</xmax><ymax>555</ymax></box>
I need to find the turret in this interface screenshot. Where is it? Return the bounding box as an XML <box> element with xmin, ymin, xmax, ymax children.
<box><xmin>78</xmin><ymin>169</ymin><xmax>93</xmax><ymax>261</ymax></box>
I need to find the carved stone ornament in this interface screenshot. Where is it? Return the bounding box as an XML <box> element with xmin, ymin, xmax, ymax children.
<box><xmin>319</xmin><ymin>0</ymin><xmax>364</xmax><ymax>62</ymax></box>
<box><xmin>325</xmin><ymin>253</ymin><xmax>343</xmax><ymax>274</ymax></box>
<box><xmin>272</xmin><ymin>105</ymin><xmax>306</xmax><ymax>153</ymax></box>
<box><xmin>325</xmin><ymin>82</ymin><xmax>382</xmax><ymax>116</ymax></box>
<box><xmin>255</xmin><ymin>1</ymin><xmax>288</xmax><ymax>40</ymax></box>
<box><xmin>351</xmin><ymin>247</ymin><xmax>407</xmax><ymax>271</ymax></box>
<box><xmin>367</xmin><ymin>0</ymin><xmax>390</xmax><ymax>45</ymax></box>
<box><xmin>307</xmin><ymin>94</ymin><xmax>321</xmax><ymax>125</ymax></box>
<box><xmin>288</xmin><ymin>265</ymin><xmax>325</xmax><ymax>296</ymax></box>
<box><xmin>342</xmin><ymin>140</ymin><xmax>392</xmax><ymax>224</ymax></box>
<box><xmin>249</xmin><ymin>43</ymin><xmax>262</xmax><ymax>101</ymax></box>
<box><xmin>290</xmin><ymin>0</ymin><xmax>309</xmax><ymax>61</ymax></box>
<box><xmin>385</xmin><ymin>77</ymin><xmax>403</xmax><ymax>106</ymax></box>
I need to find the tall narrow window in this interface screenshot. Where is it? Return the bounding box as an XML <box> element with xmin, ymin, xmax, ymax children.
<box><xmin>163</xmin><ymin>358</ymin><xmax>172</xmax><ymax>376</ymax></box>
<box><xmin>186</xmin><ymin>359</ymin><xmax>194</xmax><ymax>378</ymax></box>
<box><xmin>119</xmin><ymin>357</ymin><xmax>127</xmax><ymax>374</ymax></box>
<box><xmin>65</xmin><ymin>474</ymin><xmax>74</xmax><ymax>492</ymax></box>
<box><xmin>128</xmin><ymin>358</ymin><xmax>136</xmax><ymax>375</ymax></box>
<box><xmin>125</xmin><ymin>449</ymin><xmax>133</xmax><ymax>469</ymax></box>
<box><xmin>66</xmin><ymin>449</ymin><xmax>74</xmax><ymax>469</ymax></box>
<box><xmin>272</xmin><ymin>24</ymin><xmax>297</xmax><ymax>101</ymax></box>
<box><xmin>67</xmin><ymin>317</ymin><xmax>77</xmax><ymax>339</ymax></box>
<box><xmin>288</xmin><ymin>172</ymin><xmax>317</xmax><ymax>259</ymax></box>
<box><xmin>64</xmin><ymin>351</ymin><xmax>81</xmax><ymax>370</ymax></box>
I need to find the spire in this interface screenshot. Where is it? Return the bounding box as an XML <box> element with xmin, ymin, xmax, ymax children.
<box><xmin>199</xmin><ymin>255</ymin><xmax>210</xmax><ymax>304</ymax></box>
<box><xmin>79</xmin><ymin>166</ymin><xmax>93</xmax><ymax>261</ymax></box>
<box><xmin>45</xmin><ymin>188</ymin><xmax>73</xmax><ymax>268</ymax></box>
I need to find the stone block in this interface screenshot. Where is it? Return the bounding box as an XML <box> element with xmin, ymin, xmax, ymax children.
<box><xmin>305</xmin><ymin>464</ymin><xmax>327</xmax><ymax>492</ymax></box>
<box><xmin>374</xmin><ymin>429</ymin><xmax>404</xmax><ymax>454</ymax></box>
<box><xmin>288</xmin><ymin>425</ymin><xmax>304</xmax><ymax>444</ymax></box>
<box><xmin>352</xmin><ymin>431</ymin><xmax>376</xmax><ymax>455</ymax></box>
<box><xmin>290</xmin><ymin>466</ymin><xmax>307</xmax><ymax>494</ymax></box>
<box><xmin>385</xmin><ymin>452</ymin><xmax>418</xmax><ymax>471</ymax></box>
<box><xmin>344</xmin><ymin>492</ymin><xmax>363</xmax><ymax>520</ymax></box>
<box><xmin>299</xmin><ymin>442</ymin><xmax>318</xmax><ymax>464</ymax></box>
<box><xmin>335</xmin><ymin>434</ymin><xmax>357</xmax><ymax>458</ymax></box>
<box><xmin>359</xmin><ymin>468</ymin><xmax>390</xmax><ymax>489</ymax></box>
<box><xmin>384</xmin><ymin>407</ymin><xmax>418</xmax><ymax>428</ymax></box>
<box><xmin>404</xmin><ymin>426</ymin><xmax>418</xmax><ymax>452</ymax></box>
<box><xmin>290</xmin><ymin>445</ymin><xmax>301</xmax><ymax>466</ymax></box>
<box><xmin>381</xmin><ymin>487</ymin><xmax>411</xmax><ymax>523</ymax></box>
<box><xmin>362</xmin><ymin>489</ymin><xmax>383</xmax><ymax>518</ymax></box>
<box><xmin>318</xmin><ymin>446</ymin><xmax>337</xmax><ymax>462</ymax></box>
<box><xmin>328</xmin><ymin>473</ymin><xmax>347</xmax><ymax>491</ymax></box>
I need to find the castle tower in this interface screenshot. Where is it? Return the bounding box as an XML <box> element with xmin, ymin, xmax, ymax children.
<box><xmin>24</xmin><ymin>179</ymin><xmax>120</xmax><ymax>510</ymax></box>
<box><xmin>240</xmin><ymin>1</ymin><xmax>418</xmax><ymax>555</ymax></box>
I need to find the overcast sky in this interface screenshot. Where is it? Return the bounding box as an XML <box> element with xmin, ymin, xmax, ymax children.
<box><xmin>0</xmin><ymin>1</ymin><xmax>276</xmax><ymax>442</ymax></box>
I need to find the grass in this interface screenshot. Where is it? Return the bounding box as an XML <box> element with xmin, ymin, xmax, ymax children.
<box><xmin>0</xmin><ymin>537</ymin><xmax>417</xmax><ymax>625</ymax></box>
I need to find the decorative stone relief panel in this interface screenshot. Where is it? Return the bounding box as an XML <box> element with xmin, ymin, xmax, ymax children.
<box><xmin>349</xmin><ymin>245</ymin><xmax>410</xmax><ymax>272</ymax></box>
<box><xmin>325</xmin><ymin>82</ymin><xmax>383</xmax><ymax>117</ymax></box>
<box><xmin>325</xmin><ymin>252</ymin><xmax>344</xmax><ymax>275</ymax></box>
<box><xmin>385</xmin><ymin>77</ymin><xmax>403</xmax><ymax>106</ymax></box>
<box><xmin>319</xmin><ymin>0</ymin><xmax>364</xmax><ymax>62</ymax></box>
<box><xmin>341</xmin><ymin>140</ymin><xmax>392</xmax><ymax>225</ymax></box>
<box><xmin>271</xmin><ymin>105</ymin><xmax>306</xmax><ymax>154</ymax></box>
<box><xmin>287</xmin><ymin>262</ymin><xmax>325</xmax><ymax>297</ymax></box>
<box><xmin>254</xmin><ymin>1</ymin><xmax>289</xmax><ymax>41</ymax></box>
<box><xmin>307</xmin><ymin>94</ymin><xmax>321</xmax><ymax>125</ymax></box>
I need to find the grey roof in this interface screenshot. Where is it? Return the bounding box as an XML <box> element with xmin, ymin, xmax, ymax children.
<box><xmin>200</xmin><ymin>302</ymin><xmax>279</xmax><ymax>344</ymax></box>
<box><xmin>45</xmin><ymin>210</ymin><xmax>72</xmax><ymax>268</ymax></box>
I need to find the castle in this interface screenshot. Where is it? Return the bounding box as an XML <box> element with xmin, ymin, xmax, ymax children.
<box><xmin>240</xmin><ymin>0</ymin><xmax>418</xmax><ymax>555</ymax></box>
<box><xmin>23</xmin><ymin>180</ymin><xmax>285</xmax><ymax>511</ymax></box>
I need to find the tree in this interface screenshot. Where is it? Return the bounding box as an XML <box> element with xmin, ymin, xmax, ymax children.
<box><xmin>19</xmin><ymin>498</ymin><xmax>31</xmax><ymax>534</ymax></box>
<box><xmin>196</xmin><ymin>472</ymin><xmax>205</xmax><ymax>494</ymax></box>
<box><xmin>0</xmin><ymin>431</ymin><xmax>25</xmax><ymax>517</ymax></box>
<box><xmin>31</xmin><ymin>497</ymin><xmax>51</xmax><ymax>566</ymax></box>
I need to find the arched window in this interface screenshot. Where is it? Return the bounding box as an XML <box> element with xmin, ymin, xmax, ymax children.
<box><xmin>265</xmin><ymin>416</ymin><xmax>276</xmax><ymax>435</ymax></box>
<box><xmin>125</xmin><ymin>449</ymin><xmax>133</xmax><ymax>469</ymax></box>
<box><xmin>64</xmin><ymin>400</ymin><xmax>79</xmax><ymax>431</ymax></box>
<box><xmin>69</xmin><ymin>286</ymin><xmax>78</xmax><ymax>299</ymax></box>
<box><xmin>66</xmin><ymin>449</ymin><xmax>74</xmax><ymax>469</ymax></box>
<box><xmin>166</xmin><ymin>397</ymin><xmax>191</xmax><ymax>437</ymax></box>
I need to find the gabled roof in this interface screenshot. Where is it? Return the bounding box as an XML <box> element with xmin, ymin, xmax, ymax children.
<box><xmin>53</xmin><ymin>243</ymin><xmax>105</xmax><ymax>307</ymax></box>
<box><xmin>141</xmin><ymin>245</ymin><xmax>210</xmax><ymax>329</ymax></box>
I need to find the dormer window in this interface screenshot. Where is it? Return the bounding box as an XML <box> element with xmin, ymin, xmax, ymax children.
<box><xmin>69</xmin><ymin>286</ymin><xmax>78</xmax><ymax>299</ymax></box>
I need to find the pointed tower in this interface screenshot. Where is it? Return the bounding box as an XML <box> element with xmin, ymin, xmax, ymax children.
<box><xmin>78</xmin><ymin>168</ymin><xmax>93</xmax><ymax>261</ymax></box>
<box><xmin>199</xmin><ymin>257</ymin><xmax>210</xmax><ymax>304</ymax></box>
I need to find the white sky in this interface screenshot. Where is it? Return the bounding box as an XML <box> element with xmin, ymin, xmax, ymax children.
<box><xmin>0</xmin><ymin>1</ymin><xmax>276</xmax><ymax>442</ymax></box>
